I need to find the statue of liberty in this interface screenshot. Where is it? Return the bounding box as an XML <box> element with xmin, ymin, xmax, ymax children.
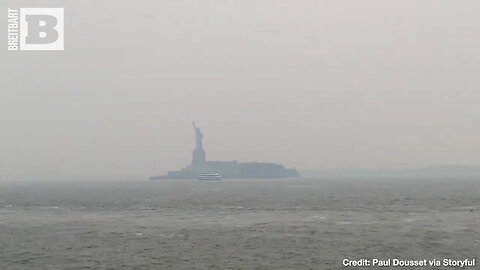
<box><xmin>193</xmin><ymin>121</ymin><xmax>203</xmax><ymax>150</ymax></box>
<box><xmin>191</xmin><ymin>122</ymin><xmax>206</xmax><ymax>166</ymax></box>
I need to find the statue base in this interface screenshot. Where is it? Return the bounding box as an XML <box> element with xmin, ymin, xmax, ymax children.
<box><xmin>191</xmin><ymin>148</ymin><xmax>206</xmax><ymax>167</ymax></box>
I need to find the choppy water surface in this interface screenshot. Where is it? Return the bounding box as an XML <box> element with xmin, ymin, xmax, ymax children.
<box><xmin>1</xmin><ymin>178</ymin><xmax>479</xmax><ymax>269</ymax></box>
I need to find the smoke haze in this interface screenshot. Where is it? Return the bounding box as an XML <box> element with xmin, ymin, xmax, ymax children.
<box><xmin>1</xmin><ymin>0</ymin><xmax>480</xmax><ymax>181</ymax></box>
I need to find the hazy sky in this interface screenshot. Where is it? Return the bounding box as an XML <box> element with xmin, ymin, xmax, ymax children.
<box><xmin>1</xmin><ymin>0</ymin><xmax>480</xmax><ymax>181</ymax></box>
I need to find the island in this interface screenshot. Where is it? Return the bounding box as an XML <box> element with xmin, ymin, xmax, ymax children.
<box><xmin>150</xmin><ymin>122</ymin><xmax>300</xmax><ymax>179</ymax></box>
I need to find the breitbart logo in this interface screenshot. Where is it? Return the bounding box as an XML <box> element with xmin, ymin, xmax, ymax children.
<box><xmin>7</xmin><ymin>8</ymin><xmax>64</xmax><ymax>51</ymax></box>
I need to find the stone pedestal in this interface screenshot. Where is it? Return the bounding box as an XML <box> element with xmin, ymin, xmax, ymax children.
<box><xmin>191</xmin><ymin>148</ymin><xmax>206</xmax><ymax>167</ymax></box>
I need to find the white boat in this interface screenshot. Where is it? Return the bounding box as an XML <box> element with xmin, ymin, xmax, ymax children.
<box><xmin>198</xmin><ymin>172</ymin><xmax>221</xmax><ymax>180</ymax></box>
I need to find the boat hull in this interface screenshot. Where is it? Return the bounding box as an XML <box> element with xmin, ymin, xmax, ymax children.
<box><xmin>198</xmin><ymin>173</ymin><xmax>221</xmax><ymax>180</ymax></box>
